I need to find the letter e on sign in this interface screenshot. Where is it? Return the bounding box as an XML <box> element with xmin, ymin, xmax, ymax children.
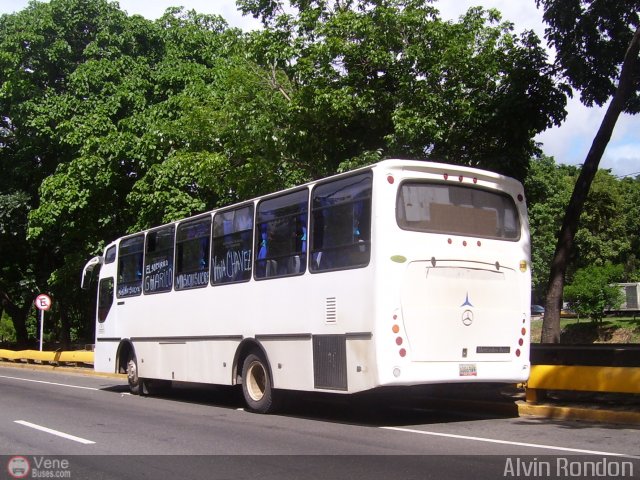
<box><xmin>35</xmin><ymin>294</ymin><xmax>52</xmax><ymax>311</ymax></box>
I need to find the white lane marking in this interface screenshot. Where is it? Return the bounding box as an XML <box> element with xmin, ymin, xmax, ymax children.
<box><xmin>15</xmin><ymin>420</ymin><xmax>96</xmax><ymax>445</ymax></box>
<box><xmin>380</xmin><ymin>426</ymin><xmax>640</xmax><ymax>459</ymax></box>
<box><xmin>0</xmin><ymin>374</ymin><xmax>99</xmax><ymax>391</ymax></box>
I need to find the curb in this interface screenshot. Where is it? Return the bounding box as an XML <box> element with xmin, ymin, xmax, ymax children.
<box><xmin>517</xmin><ymin>401</ymin><xmax>640</xmax><ymax>426</ymax></box>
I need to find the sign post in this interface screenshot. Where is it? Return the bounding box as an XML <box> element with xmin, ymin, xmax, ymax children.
<box><xmin>35</xmin><ymin>294</ymin><xmax>52</xmax><ymax>351</ymax></box>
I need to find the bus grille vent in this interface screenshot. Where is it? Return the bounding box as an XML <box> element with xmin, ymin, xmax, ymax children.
<box><xmin>313</xmin><ymin>335</ymin><xmax>347</xmax><ymax>391</ymax></box>
<box><xmin>325</xmin><ymin>297</ymin><xmax>337</xmax><ymax>323</ymax></box>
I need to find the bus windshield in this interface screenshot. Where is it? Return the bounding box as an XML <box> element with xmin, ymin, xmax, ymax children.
<box><xmin>396</xmin><ymin>182</ymin><xmax>520</xmax><ymax>240</ymax></box>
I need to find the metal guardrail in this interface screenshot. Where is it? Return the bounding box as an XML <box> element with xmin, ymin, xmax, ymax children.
<box><xmin>0</xmin><ymin>349</ymin><xmax>94</xmax><ymax>366</ymax></box>
<box><xmin>530</xmin><ymin>343</ymin><xmax>640</xmax><ymax>366</ymax></box>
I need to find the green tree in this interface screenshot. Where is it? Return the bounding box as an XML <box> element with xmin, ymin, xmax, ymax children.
<box><xmin>524</xmin><ymin>156</ymin><xmax>572</xmax><ymax>300</ymax></box>
<box><xmin>564</xmin><ymin>263</ymin><xmax>624</xmax><ymax>322</ymax></box>
<box><xmin>572</xmin><ymin>170</ymin><xmax>630</xmax><ymax>270</ymax></box>
<box><xmin>618</xmin><ymin>175</ymin><xmax>640</xmax><ymax>280</ymax></box>
<box><xmin>538</xmin><ymin>0</ymin><xmax>640</xmax><ymax>342</ymax></box>
<box><xmin>240</xmin><ymin>0</ymin><xmax>568</xmax><ymax>181</ymax></box>
<box><xmin>1</xmin><ymin>0</ymin><xmax>164</xmax><ymax>345</ymax></box>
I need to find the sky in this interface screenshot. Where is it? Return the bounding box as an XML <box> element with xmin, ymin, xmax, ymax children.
<box><xmin>1</xmin><ymin>0</ymin><xmax>639</xmax><ymax>177</ymax></box>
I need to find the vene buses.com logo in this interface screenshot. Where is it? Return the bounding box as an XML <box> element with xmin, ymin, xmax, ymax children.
<box><xmin>7</xmin><ymin>456</ymin><xmax>30</xmax><ymax>479</ymax></box>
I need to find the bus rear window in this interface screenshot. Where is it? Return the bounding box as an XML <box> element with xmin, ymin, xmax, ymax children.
<box><xmin>396</xmin><ymin>182</ymin><xmax>520</xmax><ymax>240</ymax></box>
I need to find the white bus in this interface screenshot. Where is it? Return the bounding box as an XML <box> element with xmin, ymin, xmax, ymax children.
<box><xmin>82</xmin><ymin>159</ymin><xmax>531</xmax><ymax>413</ymax></box>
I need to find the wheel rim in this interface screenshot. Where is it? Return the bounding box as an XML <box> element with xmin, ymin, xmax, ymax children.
<box><xmin>127</xmin><ymin>359</ymin><xmax>137</xmax><ymax>386</ymax></box>
<box><xmin>246</xmin><ymin>360</ymin><xmax>266</xmax><ymax>402</ymax></box>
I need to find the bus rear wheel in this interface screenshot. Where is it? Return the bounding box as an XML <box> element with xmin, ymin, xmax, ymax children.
<box><xmin>241</xmin><ymin>352</ymin><xmax>277</xmax><ymax>414</ymax></box>
<box><xmin>126</xmin><ymin>356</ymin><xmax>141</xmax><ymax>395</ymax></box>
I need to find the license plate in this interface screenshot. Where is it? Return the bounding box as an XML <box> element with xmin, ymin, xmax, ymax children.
<box><xmin>459</xmin><ymin>363</ymin><xmax>477</xmax><ymax>377</ymax></box>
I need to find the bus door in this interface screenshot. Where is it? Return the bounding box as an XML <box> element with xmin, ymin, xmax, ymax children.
<box><xmin>92</xmin><ymin>245</ymin><xmax>118</xmax><ymax>339</ymax></box>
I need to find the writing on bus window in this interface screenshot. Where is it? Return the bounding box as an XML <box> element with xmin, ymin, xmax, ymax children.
<box><xmin>118</xmin><ymin>284</ymin><xmax>142</xmax><ymax>297</ymax></box>
<box><xmin>213</xmin><ymin>249</ymin><xmax>252</xmax><ymax>282</ymax></box>
<box><xmin>176</xmin><ymin>270</ymin><xmax>209</xmax><ymax>289</ymax></box>
<box><xmin>176</xmin><ymin>216</ymin><xmax>211</xmax><ymax>291</ymax></box>
<box><xmin>144</xmin><ymin>226</ymin><xmax>175</xmax><ymax>294</ymax></box>
<box><xmin>212</xmin><ymin>205</ymin><xmax>253</xmax><ymax>285</ymax></box>
<box><xmin>145</xmin><ymin>258</ymin><xmax>173</xmax><ymax>292</ymax></box>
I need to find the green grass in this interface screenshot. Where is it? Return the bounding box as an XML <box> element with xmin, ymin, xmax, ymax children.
<box><xmin>530</xmin><ymin>316</ymin><xmax>640</xmax><ymax>344</ymax></box>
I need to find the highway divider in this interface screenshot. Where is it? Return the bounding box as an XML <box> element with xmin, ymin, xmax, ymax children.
<box><xmin>526</xmin><ymin>344</ymin><xmax>640</xmax><ymax>406</ymax></box>
<box><xmin>0</xmin><ymin>349</ymin><xmax>94</xmax><ymax>366</ymax></box>
<box><xmin>525</xmin><ymin>364</ymin><xmax>640</xmax><ymax>402</ymax></box>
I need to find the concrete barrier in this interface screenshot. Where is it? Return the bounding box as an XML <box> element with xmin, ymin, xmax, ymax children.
<box><xmin>525</xmin><ymin>364</ymin><xmax>640</xmax><ymax>403</ymax></box>
<box><xmin>0</xmin><ymin>349</ymin><xmax>94</xmax><ymax>366</ymax></box>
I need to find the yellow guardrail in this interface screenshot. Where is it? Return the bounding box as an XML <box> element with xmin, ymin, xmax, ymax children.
<box><xmin>526</xmin><ymin>364</ymin><xmax>640</xmax><ymax>402</ymax></box>
<box><xmin>0</xmin><ymin>349</ymin><xmax>94</xmax><ymax>366</ymax></box>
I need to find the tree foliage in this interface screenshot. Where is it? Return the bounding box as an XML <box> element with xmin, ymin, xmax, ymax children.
<box><xmin>526</xmin><ymin>160</ymin><xmax>640</xmax><ymax>302</ymax></box>
<box><xmin>564</xmin><ymin>263</ymin><xmax>624</xmax><ymax>322</ymax></box>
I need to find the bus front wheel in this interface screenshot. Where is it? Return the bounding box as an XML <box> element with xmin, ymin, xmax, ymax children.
<box><xmin>241</xmin><ymin>352</ymin><xmax>277</xmax><ymax>413</ymax></box>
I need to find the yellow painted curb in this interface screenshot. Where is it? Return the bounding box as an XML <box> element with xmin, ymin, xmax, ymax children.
<box><xmin>517</xmin><ymin>401</ymin><xmax>640</xmax><ymax>426</ymax></box>
<box><xmin>57</xmin><ymin>350</ymin><xmax>94</xmax><ymax>364</ymax></box>
<box><xmin>0</xmin><ymin>349</ymin><xmax>94</xmax><ymax>365</ymax></box>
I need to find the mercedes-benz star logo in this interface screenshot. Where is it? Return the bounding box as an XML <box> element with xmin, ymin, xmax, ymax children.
<box><xmin>462</xmin><ymin>309</ymin><xmax>474</xmax><ymax>326</ymax></box>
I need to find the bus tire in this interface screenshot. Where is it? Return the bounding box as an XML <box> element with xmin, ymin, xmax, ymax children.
<box><xmin>126</xmin><ymin>355</ymin><xmax>141</xmax><ymax>395</ymax></box>
<box><xmin>241</xmin><ymin>352</ymin><xmax>277</xmax><ymax>413</ymax></box>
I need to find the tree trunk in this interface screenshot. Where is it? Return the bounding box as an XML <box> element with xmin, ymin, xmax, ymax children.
<box><xmin>1</xmin><ymin>291</ymin><xmax>33</xmax><ymax>348</ymax></box>
<box><xmin>60</xmin><ymin>302</ymin><xmax>71</xmax><ymax>349</ymax></box>
<box><xmin>541</xmin><ymin>26</ymin><xmax>640</xmax><ymax>343</ymax></box>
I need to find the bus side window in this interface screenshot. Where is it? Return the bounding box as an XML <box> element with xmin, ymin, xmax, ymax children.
<box><xmin>255</xmin><ymin>189</ymin><xmax>308</xmax><ymax>280</ymax></box>
<box><xmin>117</xmin><ymin>234</ymin><xmax>144</xmax><ymax>298</ymax></box>
<box><xmin>311</xmin><ymin>171</ymin><xmax>372</xmax><ymax>272</ymax></box>
<box><xmin>212</xmin><ymin>204</ymin><xmax>254</xmax><ymax>285</ymax></box>
<box><xmin>98</xmin><ymin>277</ymin><xmax>114</xmax><ymax>323</ymax></box>
<box><xmin>144</xmin><ymin>225</ymin><xmax>175</xmax><ymax>294</ymax></box>
<box><xmin>175</xmin><ymin>216</ymin><xmax>211</xmax><ymax>290</ymax></box>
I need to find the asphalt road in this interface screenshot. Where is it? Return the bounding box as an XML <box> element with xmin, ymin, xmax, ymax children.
<box><xmin>1</xmin><ymin>364</ymin><xmax>638</xmax><ymax>479</ymax></box>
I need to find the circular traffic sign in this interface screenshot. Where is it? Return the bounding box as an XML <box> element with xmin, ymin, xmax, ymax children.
<box><xmin>35</xmin><ymin>294</ymin><xmax>52</xmax><ymax>311</ymax></box>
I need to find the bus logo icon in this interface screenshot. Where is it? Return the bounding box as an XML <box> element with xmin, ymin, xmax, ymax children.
<box><xmin>7</xmin><ymin>456</ymin><xmax>30</xmax><ymax>478</ymax></box>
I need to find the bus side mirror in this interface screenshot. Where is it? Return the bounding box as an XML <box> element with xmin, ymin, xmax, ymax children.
<box><xmin>81</xmin><ymin>256</ymin><xmax>103</xmax><ymax>290</ymax></box>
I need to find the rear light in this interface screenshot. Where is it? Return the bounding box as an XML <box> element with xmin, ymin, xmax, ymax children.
<box><xmin>392</xmin><ymin>311</ymin><xmax>407</xmax><ymax>358</ymax></box>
